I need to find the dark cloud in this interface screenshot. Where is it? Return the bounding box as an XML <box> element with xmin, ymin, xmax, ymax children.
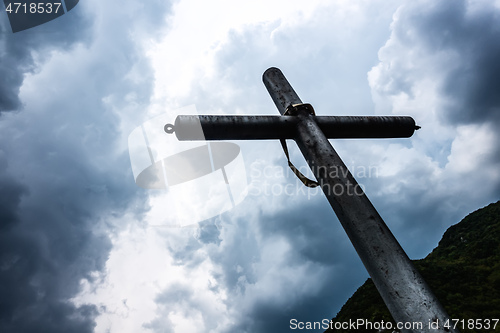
<box><xmin>0</xmin><ymin>1</ymin><xmax>172</xmax><ymax>332</ymax></box>
<box><xmin>391</xmin><ymin>0</ymin><xmax>500</xmax><ymax>125</ymax></box>
<box><xmin>368</xmin><ymin>0</ymin><xmax>500</xmax><ymax>260</ymax></box>
<box><xmin>231</xmin><ymin>199</ymin><xmax>365</xmax><ymax>333</ymax></box>
<box><xmin>148</xmin><ymin>190</ymin><xmax>367</xmax><ymax>333</ymax></box>
<box><xmin>0</xmin><ymin>5</ymin><xmax>92</xmax><ymax>112</ymax></box>
<box><xmin>0</xmin><ymin>6</ymin><xmax>101</xmax><ymax>331</ymax></box>
<box><xmin>0</xmin><ymin>151</ymin><xmax>27</xmax><ymax>230</ymax></box>
<box><xmin>256</xmin><ymin>198</ymin><xmax>351</xmax><ymax>265</ymax></box>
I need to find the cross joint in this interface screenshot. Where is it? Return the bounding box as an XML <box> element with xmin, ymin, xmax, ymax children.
<box><xmin>284</xmin><ymin>103</ymin><xmax>316</xmax><ymax>116</ymax></box>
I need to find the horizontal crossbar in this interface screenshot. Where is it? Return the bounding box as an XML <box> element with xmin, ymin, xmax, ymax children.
<box><xmin>170</xmin><ymin>115</ymin><xmax>418</xmax><ymax>141</ymax></box>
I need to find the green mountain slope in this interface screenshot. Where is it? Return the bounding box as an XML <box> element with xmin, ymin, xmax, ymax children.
<box><xmin>326</xmin><ymin>201</ymin><xmax>500</xmax><ymax>333</ymax></box>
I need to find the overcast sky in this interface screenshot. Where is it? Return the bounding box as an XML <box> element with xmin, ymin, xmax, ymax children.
<box><xmin>1</xmin><ymin>0</ymin><xmax>499</xmax><ymax>332</ymax></box>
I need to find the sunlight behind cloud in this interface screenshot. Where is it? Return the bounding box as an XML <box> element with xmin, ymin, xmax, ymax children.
<box><xmin>147</xmin><ymin>0</ymin><xmax>330</xmax><ymax>102</ymax></box>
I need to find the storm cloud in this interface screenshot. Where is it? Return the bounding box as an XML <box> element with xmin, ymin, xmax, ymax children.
<box><xmin>369</xmin><ymin>0</ymin><xmax>500</xmax><ymax>229</ymax></box>
<box><xmin>0</xmin><ymin>1</ymin><xmax>172</xmax><ymax>332</ymax></box>
<box><xmin>0</xmin><ymin>4</ymin><xmax>91</xmax><ymax>112</ymax></box>
<box><xmin>372</xmin><ymin>0</ymin><xmax>500</xmax><ymax>126</ymax></box>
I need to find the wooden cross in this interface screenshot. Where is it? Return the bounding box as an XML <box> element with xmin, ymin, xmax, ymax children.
<box><xmin>165</xmin><ymin>67</ymin><xmax>458</xmax><ymax>333</ymax></box>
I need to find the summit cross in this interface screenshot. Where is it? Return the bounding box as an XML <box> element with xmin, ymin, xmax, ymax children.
<box><xmin>165</xmin><ymin>67</ymin><xmax>458</xmax><ymax>333</ymax></box>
